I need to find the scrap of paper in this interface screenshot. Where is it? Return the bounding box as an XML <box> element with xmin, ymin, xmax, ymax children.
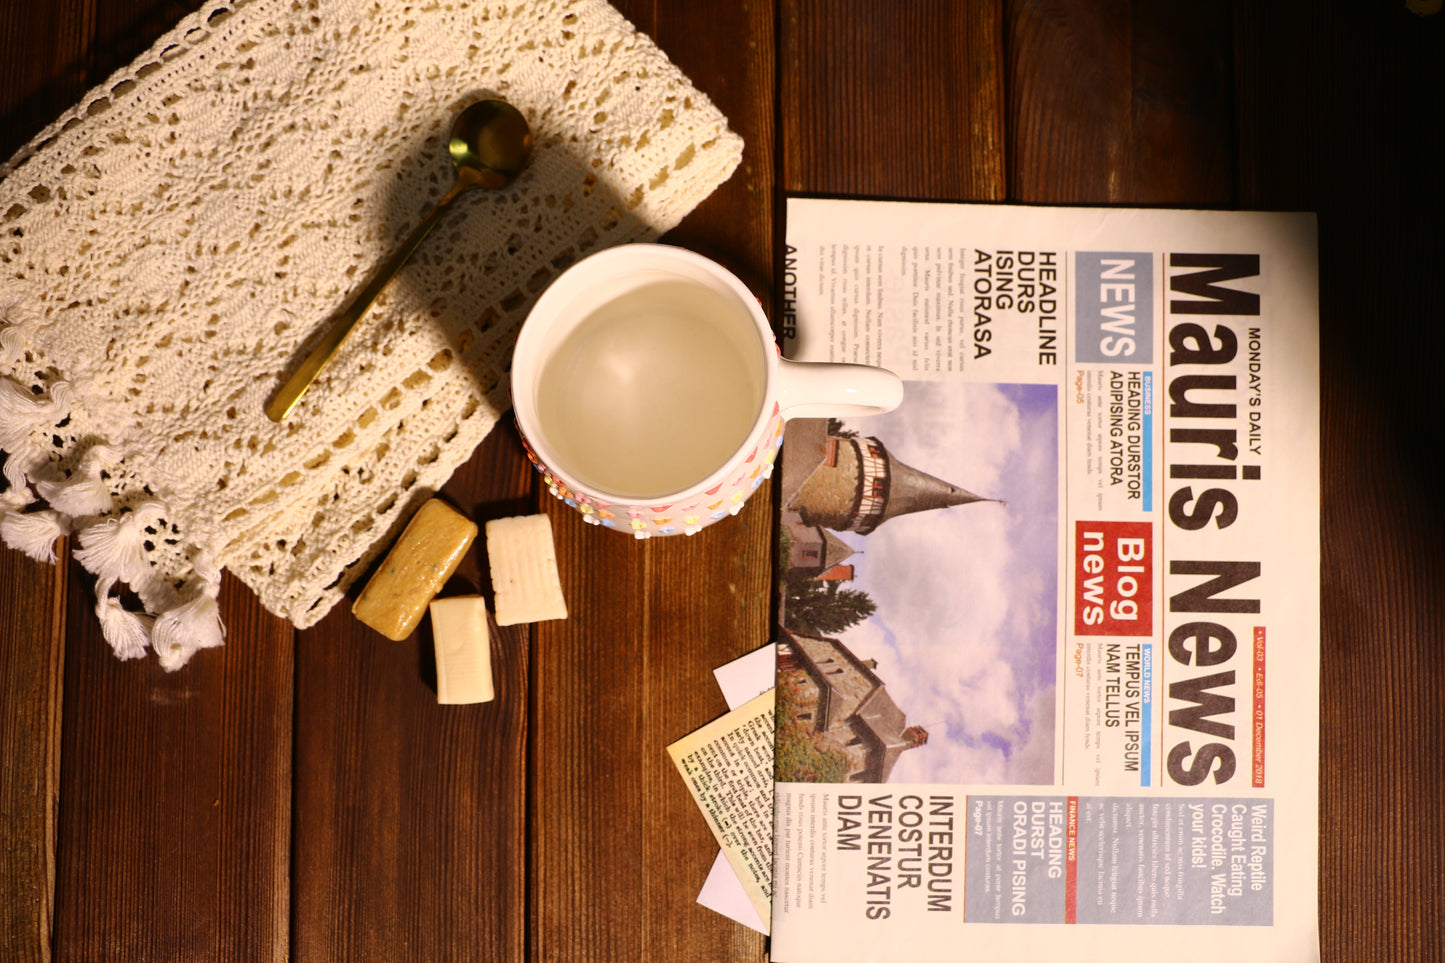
<box><xmin>712</xmin><ymin>643</ymin><xmax>777</xmax><ymax>711</ymax></box>
<box><xmin>668</xmin><ymin>688</ymin><xmax>776</xmax><ymax>929</ymax></box>
<box><xmin>696</xmin><ymin>643</ymin><xmax>777</xmax><ymax>933</ymax></box>
<box><xmin>698</xmin><ymin>850</ymin><xmax>769</xmax><ymax>933</ymax></box>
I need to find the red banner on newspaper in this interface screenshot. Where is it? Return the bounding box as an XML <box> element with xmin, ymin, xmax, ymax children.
<box><xmin>1064</xmin><ymin>796</ymin><xmax>1079</xmax><ymax>924</ymax></box>
<box><xmin>1252</xmin><ymin>627</ymin><xmax>1267</xmax><ymax>788</ymax></box>
<box><xmin>1073</xmin><ymin>521</ymin><xmax>1153</xmax><ymax>636</ymax></box>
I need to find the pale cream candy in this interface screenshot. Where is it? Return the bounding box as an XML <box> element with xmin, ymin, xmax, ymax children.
<box><xmin>485</xmin><ymin>514</ymin><xmax>568</xmax><ymax>625</ymax></box>
<box><xmin>429</xmin><ymin>595</ymin><xmax>494</xmax><ymax>705</ymax></box>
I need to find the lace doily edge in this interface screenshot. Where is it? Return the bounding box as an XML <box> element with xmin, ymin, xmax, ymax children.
<box><xmin>0</xmin><ymin>0</ymin><xmax>244</xmax><ymax>183</ymax></box>
<box><xmin>1</xmin><ymin>303</ymin><xmax>226</xmax><ymax>669</ymax></box>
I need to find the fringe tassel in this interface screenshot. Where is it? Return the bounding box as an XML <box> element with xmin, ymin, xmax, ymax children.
<box><xmin>1</xmin><ymin>433</ymin><xmax>48</xmax><ymax>491</ymax></box>
<box><xmin>86</xmin><ymin>539</ymin><xmax>224</xmax><ymax>670</ymax></box>
<box><xmin>189</xmin><ymin>546</ymin><xmax>222</xmax><ymax>585</ymax></box>
<box><xmin>35</xmin><ymin>445</ymin><xmax>119</xmax><ymax>517</ymax></box>
<box><xmin>0</xmin><ymin>295</ymin><xmax>32</xmax><ymax>363</ymax></box>
<box><xmin>0</xmin><ymin>508</ymin><xmax>70</xmax><ymax>563</ymax></box>
<box><xmin>72</xmin><ymin>500</ymin><xmax>168</xmax><ymax>585</ymax></box>
<box><xmin>1</xmin><ymin>485</ymin><xmax>32</xmax><ymax>513</ymax></box>
<box><xmin>152</xmin><ymin>585</ymin><xmax>226</xmax><ymax>672</ymax></box>
<box><xmin>0</xmin><ymin>378</ymin><xmax>71</xmax><ymax>454</ymax></box>
<box><xmin>94</xmin><ymin>578</ymin><xmax>153</xmax><ymax>661</ymax></box>
<box><xmin>0</xmin><ymin>325</ymin><xmax>28</xmax><ymax>362</ymax></box>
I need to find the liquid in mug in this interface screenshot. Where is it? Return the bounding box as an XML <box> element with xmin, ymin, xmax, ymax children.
<box><xmin>534</xmin><ymin>280</ymin><xmax>765</xmax><ymax>499</ymax></box>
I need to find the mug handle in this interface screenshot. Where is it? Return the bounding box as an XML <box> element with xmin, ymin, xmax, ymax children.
<box><xmin>776</xmin><ymin>357</ymin><xmax>904</xmax><ymax>420</ymax></box>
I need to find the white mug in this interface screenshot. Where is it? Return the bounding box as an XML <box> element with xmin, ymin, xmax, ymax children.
<box><xmin>511</xmin><ymin>243</ymin><xmax>902</xmax><ymax>537</ymax></box>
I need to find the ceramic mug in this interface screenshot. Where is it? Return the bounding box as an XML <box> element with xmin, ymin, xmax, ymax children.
<box><xmin>511</xmin><ymin>243</ymin><xmax>903</xmax><ymax>537</ymax></box>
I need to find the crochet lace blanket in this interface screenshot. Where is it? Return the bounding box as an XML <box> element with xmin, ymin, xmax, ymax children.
<box><xmin>0</xmin><ymin>0</ymin><xmax>742</xmax><ymax>669</ymax></box>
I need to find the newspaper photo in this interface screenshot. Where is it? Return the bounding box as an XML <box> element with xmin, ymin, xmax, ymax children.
<box><xmin>770</xmin><ymin>198</ymin><xmax>1319</xmax><ymax>962</ymax></box>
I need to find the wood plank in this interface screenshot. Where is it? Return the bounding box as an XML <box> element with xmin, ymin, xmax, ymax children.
<box><xmin>527</xmin><ymin>501</ymin><xmax>650</xmax><ymax>961</ymax></box>
<box><xmin>780</xmin><ymin>0</ymin><xmax>1006</xmax><ymax>201</ymax></box>
<box><xmin>1233</xmin><ymin>4</ymin><xmax>1445</xmax><ymax>959</ymax></box>
<box><xmin>52</xmin><ymin>570</ymin><xmax>293</xmax><ymax>961</ymax></box>
<box><xmin>636</xmin><ymin>3</ymin><xmax>776</xmax><ymax>961</ymax></box>
<box><xmin>0</xmin><ymin>1</ymin><xmax>95</xmax><ymax>163</ymax></box>
<box><xmin>640</xmin><ymin>510</ymin><xmax>776</xmax><ymax>962</ymax></box>
<box><xmin>0</xmin><ymin>548</ymin><xmax>67</xmax><ymax>963</ymax></box>
<box><xmin>2</xmin><ymin>2</ymin><xmax>182</xmax><ymax>959</ymax></box>
<box><xmin>1</xmin><ymin>0</ymin><xmax>214</xmax><ymax>164</ymax></box>
<box><xmin>291</xmin><ymin>423</ymin><xmax>534</xmax><ymax>962</ymax></box>
<box><xmin>527</xmin><ymin>1</ymin><xmax>775</xmax><ymax>959</ymax></box>
<box><xmin>1</xmin><ymin>1</ymin><xmax>76</xmax><ymax>954</ymax></box>
<box><xmin>1006</xmin><ymin>0</ymin><xmax>1234</xmax><ymax>205</ymax></box>
<box><xmin>518</xmin><ymin>482</ymin><xmax>775</xmax><ymax>963</ymax></box>
<box><xmin>6</xmin><ymin>2</ymin><xmax>291</xmax><ymax>960</ymax></box>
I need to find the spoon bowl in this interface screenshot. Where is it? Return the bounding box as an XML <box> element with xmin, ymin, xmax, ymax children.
<box><xmin>450</xmin><ymin>99</ymin><xmax>533</xmax><ymax>189</ymax></box>
<box><xmin>266</xmin><ymin>99</ymin><xmax>533</xmax><ymax>422</ymax></box>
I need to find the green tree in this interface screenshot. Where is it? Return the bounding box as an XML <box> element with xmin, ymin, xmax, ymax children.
<box><xmin>783</xmin><ymin>578</ymin><xmax>876</xmax><ymax>635</ymax></box>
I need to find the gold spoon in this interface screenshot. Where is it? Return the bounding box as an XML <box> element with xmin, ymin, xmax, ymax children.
<box><xmin>266</xmin><ymin>99</ymin><xmax>533</xmax><ymax>422</ymax></box>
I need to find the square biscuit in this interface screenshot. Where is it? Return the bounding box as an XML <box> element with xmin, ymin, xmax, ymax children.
<box><xmin>485</xmin><ymin>514</ymin><xmax>567</xmax><ymax>626</ymax></box>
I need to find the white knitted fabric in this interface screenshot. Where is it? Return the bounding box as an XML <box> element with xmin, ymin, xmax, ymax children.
<box><xmin>0</xmin><ymin>0</ymin><xmax>742</xmax><ymax>669</ymax></box>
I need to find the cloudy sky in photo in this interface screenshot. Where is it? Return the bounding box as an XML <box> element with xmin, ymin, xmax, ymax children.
<box><xmin>831</xmin><ymin>380</ymin><xmax>1060</xmax><ymax>785</ymax></box>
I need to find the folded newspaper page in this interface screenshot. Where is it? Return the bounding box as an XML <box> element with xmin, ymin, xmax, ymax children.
<box><xmin>770</xmin><ymin>198</ymin><xmax>1319</xmax><ymax>962</ymax></box>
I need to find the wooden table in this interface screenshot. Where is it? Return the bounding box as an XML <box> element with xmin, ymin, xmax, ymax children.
<box><xmin>2</xmin><ymin>1</ymin><xmax>1441</xmax><ymax>960</ymax></box>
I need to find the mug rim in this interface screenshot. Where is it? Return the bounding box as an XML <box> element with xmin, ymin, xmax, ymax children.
<box><xmin>511</xmin><ymin>242</ymin><xmax>777</xmax><ymax>505</ymax></box>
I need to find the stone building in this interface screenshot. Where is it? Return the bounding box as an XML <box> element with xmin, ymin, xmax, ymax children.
<box><xmin>778</xmin><ymin>627</ymin><xmax>929</xmax><ymax>783</ymax></box>
<box><xmin>783</xmin><ymin>518</ymin><xmax>857</xmax><ymax>580</ymax></box>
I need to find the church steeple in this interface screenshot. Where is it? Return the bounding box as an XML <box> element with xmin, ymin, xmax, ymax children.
<box><xmin>870</xmin><ymin>447</ymin><xmax>997</xmax><ymax>533</ymax></box>
<box><xmin>786</xmin><ymin>432</ymin><xmax>999</xmax><ymax>535</ymax></box>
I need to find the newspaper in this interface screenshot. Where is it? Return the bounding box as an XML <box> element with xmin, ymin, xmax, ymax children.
<box><xmin>770</xmin><ymin>198</ymin><xmax>1319</xmax><ymax>962</ymax></box>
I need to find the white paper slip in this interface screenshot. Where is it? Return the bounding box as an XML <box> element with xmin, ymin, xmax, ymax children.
<box><xmin>699</xmin><ymin>850</ymin><xmax>768</xmax><ymax>934</ymax></box>
<box><xmin>429</xmin><ymin>596</ymin><xmax>494</xmax><ymax>705</ymax></box>
<box><xmin>712</xmin><ymin>643</ymin><xmax>776</xmax><ymax>709</ymax></box>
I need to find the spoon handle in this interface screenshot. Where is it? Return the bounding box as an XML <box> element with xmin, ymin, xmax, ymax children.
<box><xmin>265</xmin><ymin>171</ymin><xmax>478</xmax><ymax>422</ymax></box>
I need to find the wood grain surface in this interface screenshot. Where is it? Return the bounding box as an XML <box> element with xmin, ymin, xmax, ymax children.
<box><xmin>1231</xmin><ymin>5</ymin><xmax>1445</xmax><ymax>958</ymax></box>
<box><xmin>3</xmin><ymin>1</ymin><xmax>1443</xmax><ymax>961</ymax></box>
